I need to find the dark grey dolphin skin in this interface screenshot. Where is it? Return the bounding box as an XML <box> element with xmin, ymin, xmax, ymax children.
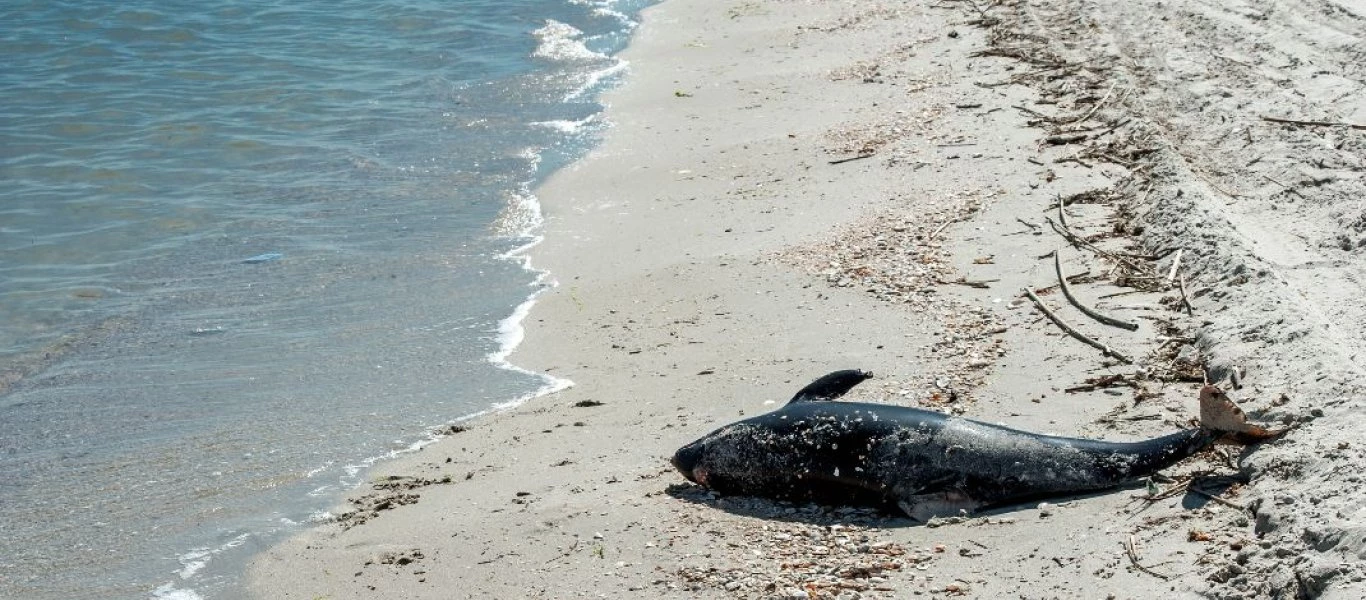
<box><xmin>671</xmin><ymin>370</ymin><xmax>1220</xmax><ymax>520</ymax></box>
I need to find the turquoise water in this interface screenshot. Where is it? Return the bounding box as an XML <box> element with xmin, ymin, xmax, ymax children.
<box><xmin>0</xmin><ymin>1</ymin><xmax>649</xmax><ymax>598</ymax></box>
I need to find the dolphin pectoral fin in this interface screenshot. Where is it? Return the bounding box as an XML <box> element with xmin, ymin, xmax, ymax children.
<box><xmin>787</xmin><ymin>369</ymin><xmax>874</xmax><ymax>404</ymax></box>
<box><xmin>895</xmin><ymin>491</ymin><xmax>982</xmax><ymax>522</ymax></box>
<box><xmin>1198</xmin><ymin>385</ymin><xmax>1291</xmax><ymax>442</ymax></box>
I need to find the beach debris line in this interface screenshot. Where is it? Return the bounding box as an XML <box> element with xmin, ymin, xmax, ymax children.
<box><xmin>435</xmin><ymin>423</ymin><xmax>470</xmax><ymax>436</ymax></box>
<box><xmin>334</xmin><ymin>474</ymin><xmax>455</xmax><ymax>530</ymax></box>
<box><xmin>666</xmin><ymin>497</ymin><xmax>914</xmax><ymax>599</ymax></box>
<box><xmin>777</xmin><ymin>189</ymin><xmax>1005</xmax><ymax>402</ymax></box>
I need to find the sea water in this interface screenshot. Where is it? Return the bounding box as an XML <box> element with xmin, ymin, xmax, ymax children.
<box><xmin>0</xmin><ymin>1</ymin><xmax>650</xmax><ymax>598</ymax></box>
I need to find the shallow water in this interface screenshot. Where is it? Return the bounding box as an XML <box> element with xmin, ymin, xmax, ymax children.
<box><xmin>0</xmin><ymin>1</ymin><xmax>650</xmax><ymax>598</ymax></box>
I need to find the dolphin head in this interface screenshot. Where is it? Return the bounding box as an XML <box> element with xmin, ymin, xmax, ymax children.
<box><xmin>670</xmin><ymin>438</ymin><xmax>707</xmax><ymax>485</ymax></box>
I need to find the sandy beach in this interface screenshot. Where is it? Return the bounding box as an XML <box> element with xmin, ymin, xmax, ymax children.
<box><xmin>247</xmin><ymin>1</ymin><xmax>1366</xmax><ymax>598</ymax></box>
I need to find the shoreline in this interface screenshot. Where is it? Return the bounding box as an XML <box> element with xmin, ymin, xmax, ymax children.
<box><xmin>247</xmin><ymin>1</ymin><xmax>1366</xmax><ymax>598</ymax></box>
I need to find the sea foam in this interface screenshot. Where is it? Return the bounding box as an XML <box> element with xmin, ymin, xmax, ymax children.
<box><xmin>532</xmin><ymin>20</ymin><xmax>607</xmax><ymax>62</ymax></box>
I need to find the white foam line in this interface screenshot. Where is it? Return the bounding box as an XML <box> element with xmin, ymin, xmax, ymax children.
<box><xmin>530</xmin><ymin>113</ymin><xmax>599</xmax><ymax>134</ymax></box>
<box><xmin>151</xmin><ymin>584</ymin><xmax>203</xmax><ymax>600</ymax></box>
<box><xmin>564</xmin><ymin>59</ymin><xmax>629</xmax><ymax>103</ymax></box>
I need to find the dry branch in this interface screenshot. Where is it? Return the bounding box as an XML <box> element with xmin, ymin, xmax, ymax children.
<box><xmin>828</xmin><ymin>153</ymin><xmax>874</xmax><ymax>165</ymax></box>
<box><xmin>1067</xmin><ymin>82</ymin><xmax>1117</xmax><ymax>125</ymax></box>
<box><xmin>1054</xmin><ymin>250</ymin><xmax>1139</xmax><ymax>331</ymax></box>
<box><xmin>1260</xmin><ymin>115</ymin><xmax>1366</xmax><ymax>131</ymax></box>
<box><xmin>1166</xmin><ymin>248</ymin><xmax>1183</xmax><ymax>283</ymax></box>
<box><xmin>1023</xmin><ymin>287</ymin><xmax>1132</xmax><ymax>363</ymax></box>
<box><xmin>1177</xmin><ymin>276</ymin><xmax>1194</xmax><ymax>315</ymax></box>
<box><xmin>1124</xmin><ymin>535</ymin><xmax>1171</xmax><ymax>580</ymax></box>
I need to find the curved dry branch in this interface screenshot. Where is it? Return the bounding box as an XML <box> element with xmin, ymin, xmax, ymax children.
<box><xmin>1054</xmin><ymin>250</ymin><xmax>1139</xmax><ymax>331</ymax></box>
<box><xmin>1023</xmin><ymin>287</ymin><xmax>1132</xmax><ymax>363</ymax></box>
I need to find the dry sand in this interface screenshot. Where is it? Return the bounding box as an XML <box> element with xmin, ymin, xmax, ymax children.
<box><xmin>247</xmin><ymin>1</ymin><xmax>1366</xmax><ymax>598</ymax></box>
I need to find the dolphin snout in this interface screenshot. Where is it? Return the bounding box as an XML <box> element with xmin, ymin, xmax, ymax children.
<box><xmin>671</xmin><ymin>441</ymin><xmax>704</xmax><ymax>484</ymax></box>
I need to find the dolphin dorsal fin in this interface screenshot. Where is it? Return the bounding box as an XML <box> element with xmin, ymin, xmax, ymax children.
<box><xmin>787</xmin><ymin>369</ymin><xmax>873</xmax><ymax>404</ymax></box>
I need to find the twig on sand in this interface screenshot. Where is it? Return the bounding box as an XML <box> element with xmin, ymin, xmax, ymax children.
<box><xmin>1047</xmin><ymin>194</ymin><xmax>1152</xmax><ymax>277</ymax></box>
<box><xmin>1023</xmin><ymin>287</ymin><xmax>1132</xmax><ymax>363</ymax></box>
<box><xmin>829</xmin><ymin>153</ymin><xmax>874</xmax><ymax>165</ymax></box>
<box><xmin>1165</xmin><ymin>249</ymin><xmax>1195</xmax><ymax>314</ymax></box>
<box><xmin>1260</xmin><ymin>115</ymin><xmax>1366</xmax><ymax>131</ymax></box>
<box><xmin>544</xmin><ymin>539</ymin><xmax>580</xmax><ymax>564</ymax></box>
<box><xmin>1055</xmin><ymin>249</ymin><xmax>1139</xmax><ymax>331</ymax></box>
<box><xmin>943</xmin><ymin>277</ymin><xmax>1000</xmax><ymax>289</ymax></box>
<box><xmin>1067</xmin><ymin>82</ymin><xmax>1117</xmax><ymax>125</ymax></box>
<box><xmin>1066</xmin><ymin>373</ymin><xmax>1134</xmax><ymax>393</ymax></box>
<box><xmin>1188</xmin><ymin>487</ymin><xmax>1245</xmax><ymax>510</ymax></box>
<box><xmin>930</xmin><ymin>219</ymin><xmax>958</xmax><ymax>239</ymax></box>
<box><xmin>1177</xmin><ymin>276</ymin><xmax>1195</xmax><ymax>315</ymax></box>
<box><xmin>1125</xmin><ymin>535</ymin><xmax>1171</xmax><ymax>580</ymax></box>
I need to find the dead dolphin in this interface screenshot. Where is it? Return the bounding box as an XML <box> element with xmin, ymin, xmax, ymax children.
<box><xmin>671</xmin><ymin>370</ymin><xmax>1261</xmax><ymax>520</ymax></box>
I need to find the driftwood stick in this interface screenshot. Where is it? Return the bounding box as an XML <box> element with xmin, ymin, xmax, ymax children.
<box><xmin>1188</xmin><ymin>487</ymin><xmax>1245</xmax><ymax>510</ymax></box>
<box><xmin>1178</xmin><ymin>275</ymin><xmax>1195</xmax><ymax>315</ymax></box>
<box><xmin>1068</xmin><ymin>82</ymin><xmax>1117</xmax><ymax>125</ymax></box>
<box><xmin>1166</xmin><ymin>249</ymin><xmax>1184</xmax><ymax>284</ymax></box>
<box><xmin>1260</xmin><ymin>115</ymin><xmax>1366</xmax><ymax>131</ymax></box>
<box><xmin>1055</xmin><ymin>250</ymin><xmax>1139</xmax><ymax>331</ymax></box>
<box><xmin>828</xmin><ymin>153</ymin><xmax>874</xmax><ymax>165</ymax></box>
<box><xmin>1023</xmin><ymin>287</ymin><xmax>1132</xmax><ymax>363</ymax></box>
<box><xmin>1125</xmin><ymin>535</ymin><xmax>1172</xmax><ymax>580</ymax></box>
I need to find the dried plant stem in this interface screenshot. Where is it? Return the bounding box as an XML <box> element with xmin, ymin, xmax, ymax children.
<box><xmin>1068</xmin><ymin>82</ymin><xmax>1117</xmax><ymax>125</ymax></box>
<box><xmin>1023</xmin><ymin>287</ymin><xmax>1132</xmax><ymax>363</ymax></box>
<box><xmin>1166</xmin><ymin>249</ymin><xmax>1183</xmax><ymax>283</ymax></box>
<box><xmin>1055</xmin><ymin>250</ymin><xmax>1139</xmax><ymax>331</ymax></box>
<box><xmin>1177</xmin><ymin>275</ymin><xmax>1195</xmax><ymax>315</ymax></box>
<box><xmin>1125</xmin><ymin>535</ymin><xmax>1171</xmax><ymax>580</ymax></box>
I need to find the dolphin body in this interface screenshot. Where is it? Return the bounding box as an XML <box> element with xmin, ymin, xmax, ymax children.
<box><xmin>671</xmin><ymin>370</ymin><xmax>1223</xmax><ymax>520</ymax></box>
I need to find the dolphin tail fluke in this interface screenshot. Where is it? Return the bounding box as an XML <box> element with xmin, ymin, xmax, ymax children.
<box><xmin>788</xmin><ymin>369</ymin><xmax>874</xmax><ymax>404</ymax></box>
<box><xmin>1198</xmin><ymin>385</ymin><xmax>1290</xmax><ymax>443</ymax></box>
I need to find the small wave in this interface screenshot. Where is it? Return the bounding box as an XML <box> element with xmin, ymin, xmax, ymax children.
<box><xmin>151</xmin><ymin>584</ymin><xmax>203</xmax><ymax>600</ymax></box>
<box><xmin>593</xmin><ymin>7</ymin><xmax>633</xmax><ymax>24</ymax></box>
<box><xmin>572</xmin><ymin>0</ymin><xmax>634</xmax><ymax>25</ymax></box>
<box><xmin>491</xmin><ymin>186</ymin><xmax>543</xmax><ymax>244</ymax></box>
<box><xmin>307</xmin><ymin>510</ymin><xmax>334</xmax><ymax>524</ymax></box>
<box><xmin>530</xmin><ymin>113</ymin><xmax>599</xmax><ymax>134</ymax></box>
<box><xmin>532</xmin><ymin>20</ymin><xmax>607</xmax><ymax>62</ymax></box>
<box><xmin>488</xmin><ymin>285</ymin><xmax>574</xmax><ymax>412</ymax></box>
<box><xmin>564</xmin><ymin>59</ymin><xmax>629</xmax><ymax>103</ymax></box>
<box><xmin>303</xmin><ymin>461</ymin><xmax>333</xmax><ymax>478</ymax></box>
